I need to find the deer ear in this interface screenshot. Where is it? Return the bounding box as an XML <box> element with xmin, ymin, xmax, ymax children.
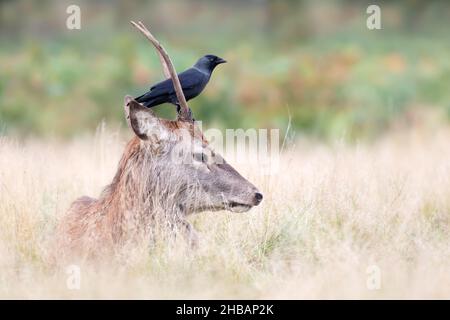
<box><xmin>124</xmin><ymin>95</ymin><xmax>133</xmax><ymax>128</ymax></box>
<box><xmin>127</xmin><ymin>99</ymin><xmax>169</xmax><ymax>141</ymax></box>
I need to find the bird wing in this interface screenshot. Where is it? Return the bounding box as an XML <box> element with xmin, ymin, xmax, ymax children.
<box><xmin>149</xmin><ymin>68</ymin><xmax>205</xmax><ymax>97</ymax></box>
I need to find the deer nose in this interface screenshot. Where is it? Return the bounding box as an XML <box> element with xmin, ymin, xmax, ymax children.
<box><xmin>254</xmin><ymin>192</ymin><xmax>263</xmax><ymax>205</ymax></box>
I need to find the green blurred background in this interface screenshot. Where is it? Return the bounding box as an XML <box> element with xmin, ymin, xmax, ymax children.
<box><xmin>0</xmin><ymin>0</ymin><xmax>449</xmax><ymax>140</ymax></box>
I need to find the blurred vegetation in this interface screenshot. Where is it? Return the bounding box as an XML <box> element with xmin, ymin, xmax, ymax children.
<box><xmin>0</xmin><ymin>0</ymin><xmax>449</xmax><ymax>140</ymax></box>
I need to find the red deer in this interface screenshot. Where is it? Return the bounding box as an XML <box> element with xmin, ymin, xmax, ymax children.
<box><xmin>53</xmin><ymin>22</ymin><xmax>262</xmax><ymax>261</ymax></box>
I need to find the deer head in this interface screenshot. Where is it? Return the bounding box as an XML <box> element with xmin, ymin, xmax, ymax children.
<box><xmin>124</xmin><ymin>97</ymin><xmax>263</xmax><ymax>214</ymax></box>
<box><xmin>126</xmin><ymin>21</ymin><xmax>263</xmax><ymax>214</ymax></box>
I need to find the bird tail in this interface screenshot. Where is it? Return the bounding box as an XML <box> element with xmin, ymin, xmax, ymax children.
<box><xmin>141</xmin><ymin>99</ymin><xmax>158</xmax><ymax>108</ymax></box>
<box><xmin>135</xmin><ymin>93</ymin><xmax>146</xmax><ymax>102</ymax></box>
<box><xmin>135</xmin><ymin>91</ymin><xmax>167</xmax><ymax>108</ymax></box>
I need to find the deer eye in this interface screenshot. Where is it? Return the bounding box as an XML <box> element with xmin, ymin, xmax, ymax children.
<box><xmin>193</xmin><ymin>152</ymin><xmax>208</xmax><ymax>163</ymax></box>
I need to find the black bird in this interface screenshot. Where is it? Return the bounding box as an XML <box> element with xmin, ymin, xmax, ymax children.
<box><xmin>135</xmin><ymin>54</ymin><xmax>226</xmax><ymax>111</ymax></box>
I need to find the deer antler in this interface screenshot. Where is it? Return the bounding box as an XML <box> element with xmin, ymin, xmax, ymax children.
<box><xmin>131</xmin><ymin>21</ymin><xmax>192</xmax><ymax>122</ymax></box>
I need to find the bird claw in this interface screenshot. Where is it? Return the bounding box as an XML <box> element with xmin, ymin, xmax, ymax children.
<box><xmin>176</xmin><ymin>103</ymin><xmax>195</xmax><ymax>121</ymax></box>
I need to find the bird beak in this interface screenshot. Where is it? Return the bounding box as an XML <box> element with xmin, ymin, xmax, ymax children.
<box><xmin>216</xmin><ymin>58</ymin><xmax>227</xmax><ymax>65</ymax></box>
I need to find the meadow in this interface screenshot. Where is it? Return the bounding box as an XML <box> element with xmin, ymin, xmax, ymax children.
<box><xmin>1</xmin><ymin>124</ymin><xmax>450</xmax><ymax>299</ymax></box>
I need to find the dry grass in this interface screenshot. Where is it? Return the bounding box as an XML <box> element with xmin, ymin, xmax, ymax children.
<box><xmin>1</xmin><ymin>126</ymin><xmax>450</xmax><ymax>299</ymax></box>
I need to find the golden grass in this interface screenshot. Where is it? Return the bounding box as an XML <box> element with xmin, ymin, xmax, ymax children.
<box><xmin>1</xmin><ymin>126</ymin><xmax>450</xmax><ymax>299</ymax></box>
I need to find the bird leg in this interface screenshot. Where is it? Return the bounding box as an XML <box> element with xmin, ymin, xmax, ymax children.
<box><xmin>176</xmin><ymin>103</ymin><xmax>195</xmax><ymax>121</ymax></box>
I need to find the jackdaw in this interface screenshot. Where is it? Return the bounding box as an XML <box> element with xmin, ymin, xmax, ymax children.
<box><xmin>135</xmin><ymin>54</ymin><xmax>226</xmax><ymax>112</ymax></box>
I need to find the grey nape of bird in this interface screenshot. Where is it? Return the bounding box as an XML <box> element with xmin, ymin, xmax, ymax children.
<box><xmin>135</xmin><ymin>54</ymin><xmax>226</xmax><ymax>111</ymax></box>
